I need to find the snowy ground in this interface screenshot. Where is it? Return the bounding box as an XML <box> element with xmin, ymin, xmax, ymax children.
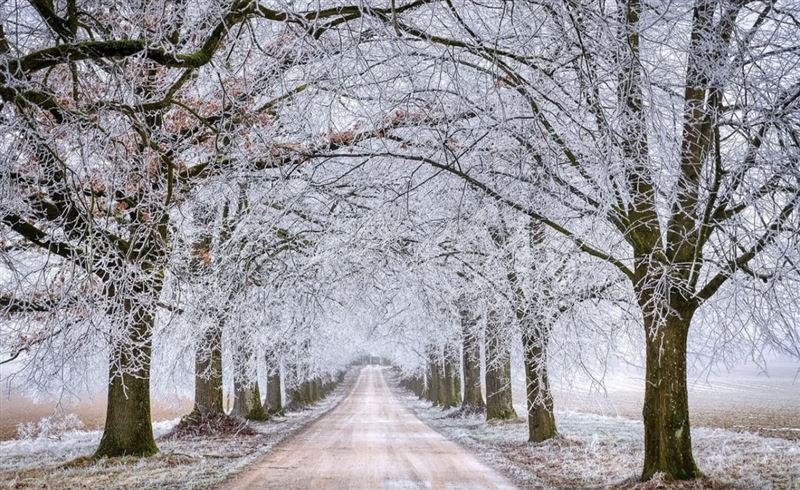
<box><xmin>2</xmin><ymin>368</ymin><xmax>796</xmax><ymax>489</ymax></box>
<box><xmin>548</xmin><ymin>357</ymin><xmax>800</xmax><ymax>441</ymax></box>
<box><xmin>0</xmin><ymin>373</ymin><xmax>355</xmax><ymax>489</ymax></box>
<box><xmin>395</xmin><ymin>386</ymin><xmax>800</xmax><ymax>489</ymax></box>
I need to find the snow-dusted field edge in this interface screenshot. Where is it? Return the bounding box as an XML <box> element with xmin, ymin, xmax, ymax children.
<box><xmin>390</xmin><ymin>380</ymin><xmax>800</xmax><ymax>489</ymax></box>
<box><xmin>0</xmin><ymin>371</ymin><xmax>357</xmax><ymax>489</ymax></box>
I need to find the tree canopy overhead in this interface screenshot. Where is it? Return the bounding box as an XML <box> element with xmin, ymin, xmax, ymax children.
<box><xmin>2</xmin><ymin>0</ymin><xmax>798</xmax><ymax>481</ymax></box>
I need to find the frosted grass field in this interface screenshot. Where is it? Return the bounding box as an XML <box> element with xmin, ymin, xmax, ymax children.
<box><xmin>0</xmin><ymin>374</ymin><xmax>354</xmax><ymax>489</ymax></box>
<box><xmin>547</xmin><ymin>358</ymin><xmax>800</xmax><ymax>440</ymax></box>
<box><xmin>397</xmin><ymin>373</ymin><xmax>800</xmax><ymax>489</ymax></box>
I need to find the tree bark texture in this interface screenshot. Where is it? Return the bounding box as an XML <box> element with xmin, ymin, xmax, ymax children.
<box><xmin>522</xmin><ymin>328</ymin><xmax>557</xmax><ymax>442</ymax></box>
<box><xmin>95</xmin><ymin>290</ymin><xmax>159</xmax><ymax>458</ymax></box>
<box><xmin>485</xmin><ymin>313</ymin><xmax>516</xmax><ymax>421</ymax></box>
<box><xmin>460</xmin><ymin>306</ymin><xmax>485</xmax><ymax>410</ymax></box>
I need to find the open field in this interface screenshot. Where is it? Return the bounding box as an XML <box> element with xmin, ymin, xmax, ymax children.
<box><xmin>540</xmin><ymin>358</ymin><xmax>800</xmax><ymax>440</ymax></box>
<box><xmin>398</xmin><ymin>368</ymin><xmax>800</xmax><ymax>489</ymax></box>
<box><xmin>0</xmin><ymin>394</ymin><xmax>192</xmax><ymax>441</ymax></box>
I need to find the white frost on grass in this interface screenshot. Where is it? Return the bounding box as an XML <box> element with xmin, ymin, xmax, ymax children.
<box><xmin>0</xmin><ymin>418</ymin><xmax>180</xmax><ymax>472</ymax></box>
<box><xmin>398</xmin><ymin>392</ymin><xmax>800</xmax><ymax>489</ymax></box>
<box><xmin>0</xmin><ymin>372</ymin><xmax>356</xmax><ymax>489</ymax></box>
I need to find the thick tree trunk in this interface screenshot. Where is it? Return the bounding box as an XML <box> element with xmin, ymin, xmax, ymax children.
<box><xmin>522</xmin><ymin>328</ymin><xmax>557</xmax><ymax>442</ymax></box>
<box><xmin>95</xmin><ymin>301</ymin><xmax>158</xmax><ymax>458</ymax></box>
<box><xmin>185</xmin><ymin>211</ymin><xmax>225</xmax><ymax>422</ymax></box>
<box><xmin>485</xmin><ymin>314</ymin><xmax>516</xmax><ymax>421</ymax></box>
<box><xmin>424</xmin><ymin>367</ymin><xmax>433</xmax><ymax>402</ymax></box>
<box><xmin>264</xmin><ymin>370</ymin><xmax>283</xmax><ymax>415</ymax></box>
<box><xmin>613</xmin><ymin>0</ymin><xmax>702</xmax><ymax>477</ymax></box>
<box><xmin>640</xmin><ymin>295</ymin><xmax>700</xmax><ymax>480</ymax></box>
<box><xmin>230</xmin><ymin>329</ymin><xmax>267</xmax><ymax>420</ymax></box>
<box><xmin>443</xmin><ymin>344</ymin><xmax>461</xmax><ymax>408</ymax></box>
<box><xmin>315</xmin><ymin>379</ymin><xmax>323</xmax><ymax>400</ymax></box>
<box><xmin>435</xmin><ymin>364</ymin><xmax>448</xmax><ymax>407</ymax></box>
<box><xmin>193</xmin><ymin>323</ymin><xmax>224</xmax><ymax>417</ymax></box>
<box><xmin>233</xmin><ymin>379</ymin><xmax>268</xmax><ymax>421</ymax></box>
<box><xmin>416</xmin><ymin>373</ymin><xmax>428</xmax><ymax>400</ymax></box>
<box><xmin>96</xmin><ymin>363</ymin><xmax>157</xmax><ymax>457</ymax></box>
<box><xmin>284</xmin><ymin>362</ymin><xmax>307</xmax><ymax>410</ymax></box>
<box><xmin>428</xmin><ymin>360</ymin><xmax>442</xmax><ymax>406</ymax></box>
<box><xmin>461</xmin><ymin>312</ymin><xmax>484</xmax><ymax>410</ymax></box>
<box><xmin>289</xmin><ymin>385</ymin><xmax>308</xmax><ymax>408</ymax></box>
<box><xmin>289</xmin><ymin>375</ymin><xmax>313</xmax><ymax>409</ymax></box>
<box><xmin>304</xmin><ymin>379</ymin><xmax>317</xmax><ymax>403</ymax></box>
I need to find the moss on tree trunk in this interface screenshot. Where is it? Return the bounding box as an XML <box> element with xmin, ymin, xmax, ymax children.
<box><xmin>289</xmin><ymin>379</ymin><xmax>311</xmax><ymax>409</ymax></box>
<box><xmin>307</xmin><ymin>379</ymin><xmax>317</xmax><ymax>403</ymax></box>
<box><xmin>289</xmin><ymin>387</ymin><xmax>307</xmax><ymax>408</ymax></box>
<box><xmin>431</xmin><ymin>359</ymin><xmax>448</xmax><ymax>407</ymax></box>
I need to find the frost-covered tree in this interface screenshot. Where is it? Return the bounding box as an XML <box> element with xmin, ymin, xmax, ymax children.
<box><xmin>313</xmin><ymin>0</ymin><xmax>800</xmax><ymax>480</ymax></box>
<box><xmin>2</xmin><ymin>0</ymin><xmax>797</xmax><ymax>482</ymax></box>
<box><xmin>0</xmin><ymin>0</ymin><xmax>433</xmax><ymax>457</ymax></box>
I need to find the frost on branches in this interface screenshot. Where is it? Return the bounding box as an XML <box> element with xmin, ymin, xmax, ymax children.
<box><xmin>1</xmin><ymin>0</ymin><xmax>798</xmax><ymax>485</ymax></box>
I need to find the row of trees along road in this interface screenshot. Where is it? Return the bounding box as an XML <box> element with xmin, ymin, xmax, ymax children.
<box><xmin>334</xmin><ymin>0</ymin><xmax>799</xmax><ymax>480</ymax></box>
<box><xmin>2</xmin><ymin>0</ymin><xmax>799</xmax><ymax>483</ymax></box>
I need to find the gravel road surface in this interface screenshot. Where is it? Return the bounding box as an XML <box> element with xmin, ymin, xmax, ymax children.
<box><xmin>227</xmin><ymin>366</ymin><xmax>514</xmax><ymax>489</ymax></box>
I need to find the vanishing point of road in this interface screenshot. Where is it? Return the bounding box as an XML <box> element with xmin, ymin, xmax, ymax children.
<box><xmin>227</xmin><ymin>366</ymin><xmax>515</xmax><ymax>489</ymax></box>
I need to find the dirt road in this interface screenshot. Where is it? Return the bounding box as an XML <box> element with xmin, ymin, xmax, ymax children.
<box><xmin>227</xmin><ymin>366</ymin><xmax>515</xmax><ymax>489</ymax></box>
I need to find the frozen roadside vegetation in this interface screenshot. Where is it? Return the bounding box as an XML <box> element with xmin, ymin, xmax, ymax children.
<box><xmin>0</xmin><ymin>373</ymin><xmax>354</xmax><ymax>489</ymax></box>
<box><xmin>395</xmin><ymin>388</ymin><xmax>800</xmax><ymax>489</ymax></box>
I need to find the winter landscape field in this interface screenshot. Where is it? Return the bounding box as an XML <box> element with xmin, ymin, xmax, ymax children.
<box><xmin>0</xmin><ymin>364</ymin><xmax>798</xmax><ymax>488</ymax></box>
<box><xmin>1</xmin><ymin>0</ymin><xmax>800</xmax><ymax>488</ymax></box>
